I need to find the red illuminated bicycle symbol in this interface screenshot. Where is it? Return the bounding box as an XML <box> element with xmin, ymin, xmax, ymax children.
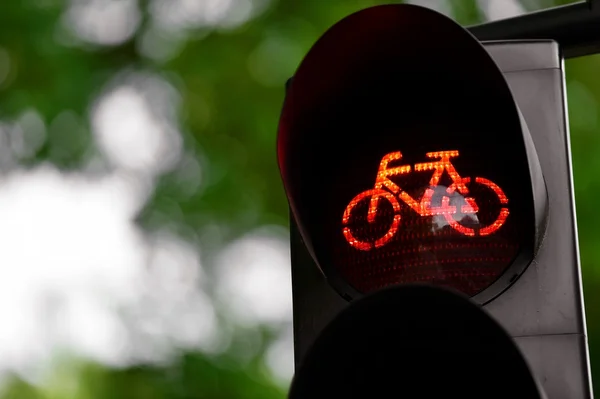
<box><xmin>342</xmin><ymin>150</ymin><xmax>509</xmax><ymax>251</ymax></box>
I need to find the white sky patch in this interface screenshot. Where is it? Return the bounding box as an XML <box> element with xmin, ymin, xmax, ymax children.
<box><xmin>91</xmin><ymin>72</ymin><xmax>183</xmax><ymax>178</ymax></box>
<box><xmin>0</xmin><ymin>165</ymin><xmax>218</xmax><ymax>379</ymax></box>
<box><xmin>0</xmin><ymin>110</ymin><xmax>47</xmax><ymax>170</ymax></box>
<box><xmin>13</xmin><ymin>110</ymin><xmax>47</xmax><ymax>159</ymax></box>
<box><xmin>477</xmin><ymin>0</ymin><xmax>525</xmax><ymax>21</ymax></box>
<box><xmin>149</xmin><ymin>0</ymin><xmax>265</xmax><ymax>34</ymax></box>
<box><xmin>265</xmin><ymin>323</ymin><xmax>294</xmax><ymax>385</ymax></box>
<box><xmin>125</xmin><ymin>233</ymin><xmax>221</xmax><ymax>356</ymax></box>
<box><xmin>214</xmin><ymin>227</ymin><xmax>292</xmax><ymax>327</ymax></box>
<box><xmin>137</xmin><ymin>23</ymin><xmax>186</xmax><ymax>63</ymax></box>
<box><xmin>63</xmin><ymin>0</ymin><xmax>141</xmax><ymax>46</ymax></box>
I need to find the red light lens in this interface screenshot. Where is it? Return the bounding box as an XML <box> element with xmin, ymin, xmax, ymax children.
<box><xmin>337</xmin><ymin>150</ymin><xmax>517</xmax><ymax>296</ymax></box>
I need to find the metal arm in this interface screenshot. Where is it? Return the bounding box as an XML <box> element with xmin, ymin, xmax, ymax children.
<box><xmin>467</xmin><ymin>0</ymin><xmax>600</xmax><ymax>59</ymax></box>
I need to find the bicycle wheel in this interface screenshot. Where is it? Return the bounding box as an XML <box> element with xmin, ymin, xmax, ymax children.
<box><xmin>443</xmin><ymin>177</ymin><xmax>509</xmax><ymax>237</ymax></box>
<box><xmin>342</xmin><ymin>189</ymin><xmax>401</xmax><ymax>251</ymax></box>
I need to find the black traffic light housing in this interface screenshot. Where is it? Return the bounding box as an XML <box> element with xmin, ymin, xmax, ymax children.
<box><xmin>278</xmin><ymin>3</ymin><xmax>593</xmax><ymax>399</ymax></box>
<box><xmin>289</xmin><ymin>284</ymin><xmax>546</xmax><ymax>399</ymax></box>
<box><xmin>278</xmin><ymin>3</ymin><xmax>548</xmax><ymax>304</ymax></box>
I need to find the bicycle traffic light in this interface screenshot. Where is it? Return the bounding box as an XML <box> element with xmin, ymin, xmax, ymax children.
<box><xmin>277</xmin><ymin>3</ymin><xmax>593</xmax><ymax>399</ymax></box>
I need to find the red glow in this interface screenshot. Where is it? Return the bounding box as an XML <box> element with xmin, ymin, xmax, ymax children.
<box><xmin>342</xmin><ymin>150</ymin><xmax>509</xmax><ymax>250</ymax></box>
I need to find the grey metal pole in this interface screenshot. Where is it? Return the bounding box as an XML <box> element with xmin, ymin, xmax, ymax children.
<box><xmin>468</xmin><ymin>0</ymin><xmax>600</xmax><ymax>59</ymax></box>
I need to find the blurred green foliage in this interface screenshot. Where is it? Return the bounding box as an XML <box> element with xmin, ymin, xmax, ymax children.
<box><xmin>0</xmin><ymin>354</ymin><xmax>283</xmax><ymax>399</ymax></box>
<box><xmin>1</xmin><ymin>0</ymin><xmax>600</xmax><ymax>398</ymax></box>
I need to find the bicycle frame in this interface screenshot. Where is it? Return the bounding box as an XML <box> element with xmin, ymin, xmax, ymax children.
<box><xmin>342</xmin><ymin>149</ymin><xmax>510</xmax><ymax>250</ymax></box>
<box><xmin>368</xmin><ymin>150</ymin><xmax>477</xmax><ymax>222</ymax></box>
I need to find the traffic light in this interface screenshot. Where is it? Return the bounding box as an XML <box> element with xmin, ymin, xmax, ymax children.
<box><xmin>277</xmin><ymin>4</ymin><xmax>593</xmax><ymax>399</ymax></box>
